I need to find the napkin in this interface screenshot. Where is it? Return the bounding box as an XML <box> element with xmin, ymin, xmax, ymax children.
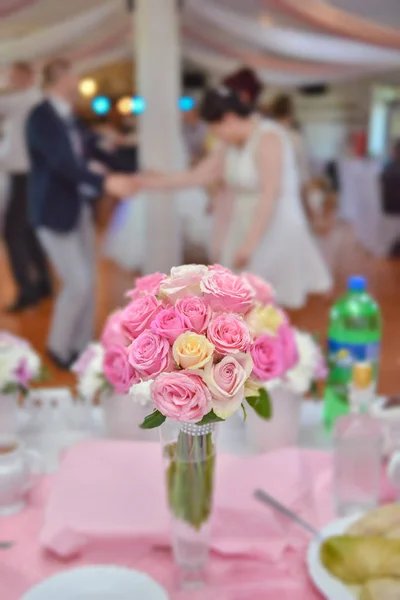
<box><xmin>40</xmin><ymin>440</ymin><xmax>333</xmax><ymax>562</ymax></box>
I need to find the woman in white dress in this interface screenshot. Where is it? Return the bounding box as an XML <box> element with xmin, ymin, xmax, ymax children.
<box><xmin>134</xmin><ymin>87</ymin><xmax>332</xmax><ymax>309</ymax></box>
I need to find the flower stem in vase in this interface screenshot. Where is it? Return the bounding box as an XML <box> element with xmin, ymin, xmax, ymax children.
<box><xmin>163</xmin><ymin>422</ymin><xmax>217</xmax><ymax>588</ymax></box>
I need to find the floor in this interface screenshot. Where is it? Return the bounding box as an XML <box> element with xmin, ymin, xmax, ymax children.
<box><xmin>0</xmin><ymin>222</ymin><xmax>399</xmax><ymax>395</ymax></box>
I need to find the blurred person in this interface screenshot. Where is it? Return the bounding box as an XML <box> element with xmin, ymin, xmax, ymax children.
<box><xmin>269</xmin><ymin>94</ymin><xmax>311</xmax><ymax>193</ymax></box>
<box><xmin>207</xmin><ymin>68</ymin><xmax>264</xmax><ymax>264</ymax></box>
<box><xmin>132</xmin><ymin>87</ymin><xmax>332</xmax><ymax>309</ymax></box>
<box><xmin>104</xmin><ymin>102</ymin><xmax>211</xmax><ymax>271</ymax></box>
<box><xmin>223</xmin><ymin>67</ymin><xmax>263</xmax><ymax>110</ymax></box>
<box><xmin>0</xmin><ymin>62</ymin><xmax>52</xmax><ymax>312</ymax></box>
<box><xmin>182</xmin><ymin>104</ymin><xmax>207</xmax><ymax>165</ymax></box>
<box><xmin>26</xmin><ymin>58</ymin><xmax>133</xmax><ymax>369</ymax></box>
<box><xmin>382</xmin><ymin>139</ymin><xmax>400</xmax><ymax>257</ymax></box>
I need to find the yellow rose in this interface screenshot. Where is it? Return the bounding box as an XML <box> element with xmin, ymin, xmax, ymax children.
<box><xmin>246</xmin><ymin>304</ymin><xmax>285</xmax><ymax>336</ymax></box>
<box><xmin>173</xmin><ymin>332</ymin><xmax>215</xmax><ymax>370</ymax></box>
<box><xmin>244</xmin><ymin>377</ymin><xmax>260</xmax><ymax>398</ymax></box>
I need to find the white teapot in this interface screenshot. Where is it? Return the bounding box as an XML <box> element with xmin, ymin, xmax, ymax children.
<box><xmin>0</xmin><ymin>435</ymin><xmax>41</xmax><ymax>516</ymax></box>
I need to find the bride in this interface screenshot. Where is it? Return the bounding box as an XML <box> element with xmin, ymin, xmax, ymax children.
<box><xmin>132</xmin><ymin>86</ymin><xmax>332</xmax><ymax>309</ymax></box>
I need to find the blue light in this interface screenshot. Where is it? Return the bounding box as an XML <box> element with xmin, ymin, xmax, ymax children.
<box><xmin>132</xmin><ymin>96</ymin><xmax>146</xmax><ymax>114</ymax></box>
<box><xmin>179</xmin><ymin>96</ymin><xmax>195</xmax><ymax>112</ymax></box>
<box><xmin>92</xmin><ymin>96</ymin><xmax>111</xmax><ymax>115</ymax></box>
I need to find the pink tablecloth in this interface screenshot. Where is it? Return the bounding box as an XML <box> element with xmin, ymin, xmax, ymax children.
<box><xmin>0</xmin><ymin>445</ymin><xmax>333</xmax><ymax>600</ymax></box>
<box><xmin>1</xmin><ymin>440</ymin><xmax>397</xmax><ymax>600</ymax></box>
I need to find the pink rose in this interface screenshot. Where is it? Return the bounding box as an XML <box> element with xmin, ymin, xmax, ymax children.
<box><xmin>159</xmin><ymin>264</ymin><xmax>208</xmax><ymax>303</ymax></box>
<box><xmin>101</xmin><ymin>310</ymin><xmax>128</xmax><ymax>348</ymax></box>
<box><xmin>209</xmin><ymin>264</ymin><xmax>232</xmax><ymax>273</ymax></box>
<box><xmin>250</xmin><ymin>334</ymin><xmax>286</xmax><ymax>381</ymax></box>
<box><xmin>207</xmin><ymin>314</ymin><xmax>251</xmax><ymax>355</ymax></box>
<box><xmin>278</xmin><ymin>323</ymin><xmax>299</xmax><ymax>371</ymax></box>
<box><xmin>128</xmin><ymin>331</ymin><xmax>173</xmax><ymax>380</ymax></box>
<box><xmin>127</xmin><ymin>272</ymin><xmax>167</xmax><ymax>300</ymax></box>
<box><xmin>243</xmin><ymin>273</ymin><xmax>275</xmax><ymax>304</ymax></box>
<box><xmin>200</xmin><ymin>271</ymin><xmax>255</xmax><ymax>314</ymax></box>
<box><xmin>121</xmin><ymin>295</ymin><xmax>161</xmax><ymax>341</ymax></box>
<box><xmin>202</xmin><ymin>353</ymin><xmax>253</xmax><ymax>418</ymax></box>
<box><xmin>151</xmin><ymin>372</ymin><xmax>211</xmax><ymax>422</ymax></box>
<box><xmin>151</xmin><ymin>307</ymin><xmax>189</xmax><ymax>344</ymax></box>
<box><xmin>103</xmin><ymin>345</ymin><xmax>138</xmax><ymax>394</ymax></box>
<box><xmin>175</xmin><ymin>296</ymin><xmax>211</xmax><ymax>334</ymax></box>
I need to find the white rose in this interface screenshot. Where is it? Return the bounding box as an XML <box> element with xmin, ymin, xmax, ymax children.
<box><xmin>159</xmin><ymin>264</ymin><xmax>209</xmax><ymax>302</ymax></box>
<box><xmin>129</xmin><ymin>380</ymin><xmax>153</xmax><ymax>406</ymax></box>
<box><xmin>78</xmin><ymin>371</ymin><xmax>104</xmax><ymax>399</ymax></box>
<box><xmin>284</xmin><ymin>330</ymin><xmax>320</xmax><ymax>394</ymax></box>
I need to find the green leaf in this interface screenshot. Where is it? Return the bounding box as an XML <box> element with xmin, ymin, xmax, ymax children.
<box><xmin>140</xmin><ymin>409</ymin><xmax>166</xmax><ymax>429</ymax></box>
<box><xmin>241</xmin><ymin>402</ymin><xmax>247</xmax><ymax>421</ymax></box>
<box><xmin>36</xmin><ymin>365</ymin><xmax>51</xmax><ymax>383</ymax></box>
<box><xmin>197</xmin><ymin>410</ymin><xmax>225</xmax><ymax>425</ymax></box>
<box><xmin>1</xmin><ymin>382</ymin><xmax>19</xmax><ymax>394</ymax></box>
<box><xmin>246</xmin><ymin>387</ymin><xmax>272</xmax><ymax>420</ymax></box>
<box><xmin>310</xmin><ymin>380</ymin><xmax>318</xmax><ymax>398</ymax></box>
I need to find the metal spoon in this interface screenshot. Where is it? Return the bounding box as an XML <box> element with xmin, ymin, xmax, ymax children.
<box><xmin>254</xmin><ymin>488</ymin><xmax>323</xmax><ymax>541</ymax></box>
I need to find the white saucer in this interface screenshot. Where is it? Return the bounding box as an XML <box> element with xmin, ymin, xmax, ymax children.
<box><xmin>22</xmin><ymin>566</ymin><xmax>169</xmax><ymax>600</ymax></box>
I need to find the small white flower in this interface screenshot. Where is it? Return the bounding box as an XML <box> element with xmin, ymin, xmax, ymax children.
<box><xmin>73</xmin><ymin>343</ymin><xmax>105</xmax><ymax>399</ymax></box>
<box><xmin>0</xmin><ymin>333</ymin><xmax>42</xmax><ymax>392</ymax></box>
<box><xmin>284</xmin><ymin>330</ymin><xmax>322</xmax><ymax>394</ymax></box>
<box><xmin>130</xmin><ymin>380</ymin><xmax>153</xmax><ymax>406</ymax></box>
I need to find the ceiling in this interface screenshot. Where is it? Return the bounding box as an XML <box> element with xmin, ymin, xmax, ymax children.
<box><xmin>329</xmin><ymin>0</ymin><xmax>400</xmax><ymax>27</ymax></box>
<box><xmin>0</xmin><ymin>0</ymin><xmax>399</xmax><ymax>90</ymax></box>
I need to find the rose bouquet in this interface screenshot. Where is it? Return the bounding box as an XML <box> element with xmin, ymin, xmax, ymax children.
<box><xmin>0</xmin><ymin>332</ymin><xmax>43</xmax><ymax>395</ymax></box>
<box><xmin>99</xmin><ymin>265</ymin><xmax>299</xmax><ymax>534</ymax></box>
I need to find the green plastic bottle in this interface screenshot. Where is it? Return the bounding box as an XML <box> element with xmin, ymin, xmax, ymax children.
<box><xmin>323</xmin><ymin>276</ymin><xmax>382</xmax><ymax>430</ymax></box>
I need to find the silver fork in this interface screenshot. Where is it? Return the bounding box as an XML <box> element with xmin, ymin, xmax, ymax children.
<box><xmin>254</xmin><ymin>489</ymin><xmax>324</xmax><ymax>541</ymax></box>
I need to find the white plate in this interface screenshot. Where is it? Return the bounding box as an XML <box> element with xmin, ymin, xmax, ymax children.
<box><xmin>307</xmin><ymin>514</ymin><xmax>363</xmax><ymax>600</ymax></box>
<box><xmin>22</xmin><ymin>566</ymin><xmax>169</xmax><ymax>600</ymax></box>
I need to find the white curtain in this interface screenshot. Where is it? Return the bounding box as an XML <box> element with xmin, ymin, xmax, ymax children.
<box><xmin>185</xmin><ymin>0</ymin><xmax>400</xmax><ymax>68</ymax></box>
<box><xmin>76</xmin><ymin>45</ymin><xmax>131</xmax><ymax>75</ymax></box>
<box><xmin>182</xmin><ymin>42</ymin><xmax>378</xmax><ymax>87</ymax></box>
<box><xmin>0</xmin><ymin>2</ymin><xmax>118</xmax><ymax>63</ymax></box>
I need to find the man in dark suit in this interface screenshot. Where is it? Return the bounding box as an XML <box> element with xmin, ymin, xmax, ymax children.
<box><xmin>0</xmin><ymin>62</ymin><xmax>51</xmax><ymax>312</ymax></box>
<box><xmin>26</xmin><ymin>58</ymin><xmax>133</xmax><ymax>369</ymax></box>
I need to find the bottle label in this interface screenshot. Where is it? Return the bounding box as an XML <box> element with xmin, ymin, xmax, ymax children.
<box><xmin>328</xmin><ymin>339</ymin><xmax>380</xmax><ymax>364</ymax></box>
<box><xmin>327</xmin><ymin>339</ymin><xmax>380</xmax><ymax>387</ymax></box>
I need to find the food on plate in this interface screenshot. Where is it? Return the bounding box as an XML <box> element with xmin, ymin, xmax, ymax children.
<box><xmin>386</xmin><ymin>527</ymin><xmax>400</xmax><ymax>539</ymax></box>
<box><xmin>320</xmin><ymin>536</ymin><xmax>400</xmax><ymax>584</ymax></box>
<box><xmin>348</xmin><ymin>504</ymin><xmax>400</xmax><ymax>537</ymax></box>
<box><xmin>359</xmin><ymin>579</ymin><xmax>400</xmax><ymax>600</ymax></box>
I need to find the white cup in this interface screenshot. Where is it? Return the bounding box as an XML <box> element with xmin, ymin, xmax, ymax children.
<box><xmin>0</xmin><ymin>434</ymin><xmax>42</xmax><ymax>516</ymax></box>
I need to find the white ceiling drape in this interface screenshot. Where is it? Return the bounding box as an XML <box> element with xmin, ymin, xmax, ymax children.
<box><xmin>182</xmin><ymin>43</ymin><xmax>358</xmax><ymax>87</ymax></box>
<box><xmin>0</xmin><ymin>1</ymin><xmax>118</xmax><ymax>63</ymax></box>
<box><xmin>2</xmin><ymin>0</ymin><xmax>400</xmax><ymax>88</ymax></box>
<box><xmin>265</xmin><ymin>0</ymin><xmax>400</xmax><ymax>49</ymax></box>
<box><xmin>186</xmin><ymin>0</ymin><xmax>400</xmax><ymax>67</ymax></box>
<box><xmin>0</xmin><ymin>0</ymin><xmax>37</xmax><ymax>18</ymax></box>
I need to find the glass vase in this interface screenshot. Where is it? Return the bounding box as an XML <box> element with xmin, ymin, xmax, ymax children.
<box><xmin>100</xmin><ymin>391</ymin><xmax>158</xmax><ymax>441</ymax></box>
<box><xmin>160</xmin><ymin>420</ymin><xmax>217</xmax><ymax>588</ymax></box>
<box><xmin>0</xmin><ymin>393</ymin><xmax>19</xmax><ymax>435</ymax></box>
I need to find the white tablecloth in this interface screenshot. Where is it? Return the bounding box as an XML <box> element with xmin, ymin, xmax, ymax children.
<box><xmin>338</xmin><ymin>158</ymin><xmax>400</xmax><ymax>256</ymax></box>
